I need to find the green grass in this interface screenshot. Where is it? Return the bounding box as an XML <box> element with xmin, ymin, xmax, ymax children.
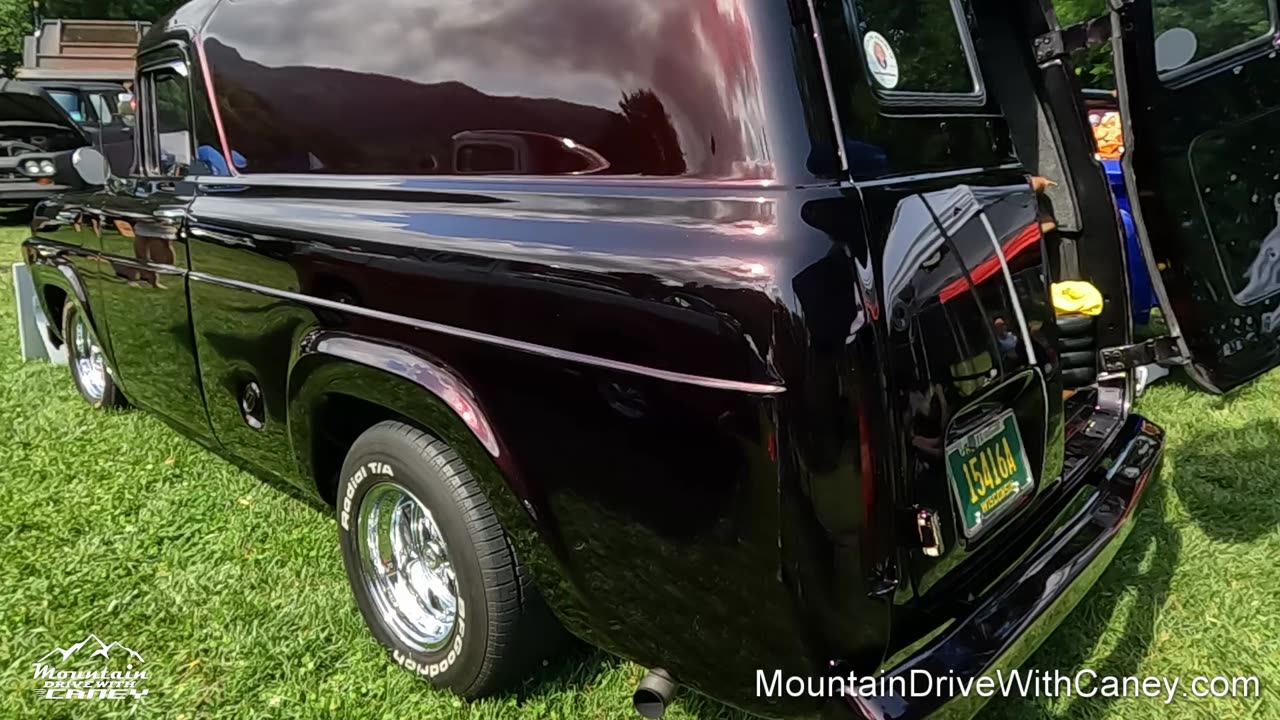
<box><xmin>1</xmin><ymin>223</ymin><xmax>1278</xmax><ymax>719</ymax></box>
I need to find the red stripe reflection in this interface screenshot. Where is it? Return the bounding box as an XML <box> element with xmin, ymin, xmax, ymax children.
<box><xmin>938</xmin><ymin>224</ymin><xmax>1041</xmax><ymax>304</ymax></box>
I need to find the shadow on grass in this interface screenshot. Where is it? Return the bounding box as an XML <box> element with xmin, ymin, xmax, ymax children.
<box><xmin>985</xmin><ymin>473</ymin><xmax>1180</xmax><ymax>719</ymax></box>
<box><xmin>509</xmin><ymin>642</ymin><xmax>753</xmax><ymax>719</ymax></box>
<box><xmin>513</xmin><ymin>641</ymin><xmax>616</xmax><ymax>697</ymax></box>
<box><xmin>1152</xmin><ymin>368</ymin><xmax>1256</xmax><ymax>411</ymax></box>
<box><xmin>1168</xmin><ymin>419</ymin><xmax>1280</xmax><ymax>544</ymax></box>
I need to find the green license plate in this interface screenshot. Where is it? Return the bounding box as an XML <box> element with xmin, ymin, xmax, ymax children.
<box><xmin>945</xmin><ymin>411</ymin><xmax>1034</xmax><ymax>538</ymax></box>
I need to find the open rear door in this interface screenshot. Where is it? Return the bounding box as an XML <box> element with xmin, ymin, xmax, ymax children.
<box><xmin>1112</xmin><ymin>0</ymin><xmax>1280</xmax><ymax>391</ymax></box>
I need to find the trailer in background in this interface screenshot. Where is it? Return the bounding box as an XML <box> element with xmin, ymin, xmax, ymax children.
<box><xmin>18</xmin><ymin>20</ymin><xmax>148</xmax><ymax>83</ymax></box>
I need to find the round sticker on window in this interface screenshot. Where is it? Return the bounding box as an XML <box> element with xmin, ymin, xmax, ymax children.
<box><xmin>864</xmin><ymin>31</ymin><xmax>900</xmax><ymax>89</ymax></box>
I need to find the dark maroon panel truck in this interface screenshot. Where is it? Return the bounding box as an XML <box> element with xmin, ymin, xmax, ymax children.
<box><xmin>21</xmin><ymin>0</ymin><xmax>1280</xmax><ymax>717</ymax></box>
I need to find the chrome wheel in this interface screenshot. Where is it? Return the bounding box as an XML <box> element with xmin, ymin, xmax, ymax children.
<box><xmin>358</xmin><ymin>482</ymin><xmax>459</xmax><ymax>652</ymax></box>
<box><xmin>71</xmin><ymin>313</ymin><xmax>107</xmax><ymax>401</ymax></box>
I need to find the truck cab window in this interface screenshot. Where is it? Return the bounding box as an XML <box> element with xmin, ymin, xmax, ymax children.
<box><xmin>851</xmin><ymin>0</ymin><xmax>980</xmax><ymax>95</ymax></box>
<box><xmin>1153</xmin><ymin>0</ymin><xmax>1273</xmax><ymax>74</ymax></box>
<box><xmin>145</xmin><ymin>69</ymin><xmax>192</xmax><ymax>176</ymax></box>
<box><xmin>49</xmin><ymin>90</ymin><xmax>90</xmax><ymax>123</ymax></box>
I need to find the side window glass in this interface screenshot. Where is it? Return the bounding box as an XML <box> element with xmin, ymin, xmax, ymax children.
<box><xmin>145</xmin><ymin>68</ymin><xmax>193</xmax><ymax>176</ymax></box>
<box><xmin>1153</xmin><ymin>0</ymin><xmax>1274</xmax><ymax>74</ymax></box>
<box><xmin>851</xmin><ymin>0</ymin><xmax>981</xmax><ymax>95</ymax></box>
<box><xmin>89</xmin><ymin>92</ymin><xmax>116</xmax><ymax>127</ymax></box>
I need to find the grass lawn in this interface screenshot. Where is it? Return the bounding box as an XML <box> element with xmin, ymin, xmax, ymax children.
<box><xmin>1</xmin><ymin>222</ymin><xmax>1278</xmax><ymax>719</ymax></box>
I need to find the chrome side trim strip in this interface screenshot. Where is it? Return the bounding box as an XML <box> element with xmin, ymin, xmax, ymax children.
<box><xmin>806</xmin><ymin>0</ymin><xmax>849</xmax><ymax>172</ymax></box>
<box><xmin>853</xmin><ymin>163</ymin><xmax>1025</xmax><ymax>189</ymax></box>
<box><xmin>977</xmin><ymin>210</ymin><xmax>1038</xmax><ymax>367</ymax></box>
<box><xmin>187</xmin><ymin>272</ymin><xmax>786</xmax><ymax>395</ymax></box>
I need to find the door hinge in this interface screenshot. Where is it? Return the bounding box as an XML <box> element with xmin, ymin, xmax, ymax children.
<box><xmin>1099</xmin><ymin>336</ymin><xmax>1185</xmax><ymax>372</ymax></box>
<box><xmin>1034</xmin><ymin>15</ymin><xmax>1112</xmax><ymax>63</ymax></box>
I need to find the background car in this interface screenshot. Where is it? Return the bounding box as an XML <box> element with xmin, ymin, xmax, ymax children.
<box><xmin>0</xmin><ymin>79</ymin><xmax>92</xmax><ymax>209</ymax></box>
<box><xmin>28</xmin><ymin>80</ymin><xmax>135</xmax><ymax>177</ymax></box>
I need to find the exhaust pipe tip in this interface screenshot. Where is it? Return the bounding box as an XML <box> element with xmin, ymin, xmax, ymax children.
<box><xmin>632</xmin><ymin>668</ymin><xmax>677</xmax><ymax>718</ymax></box>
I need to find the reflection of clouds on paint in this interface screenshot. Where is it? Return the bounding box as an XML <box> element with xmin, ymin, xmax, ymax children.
<box><xmin>1234</xmin><ymin>193</ymin><xmax>1280</xmax><ymax>307</ymax></box>
<box><xmin>204</xmin><ymin>0</ymin><xmax>770</xmax><ymax>178</ymax></box>
<box><xmin>194</xmin><ymin>193</ymin><xmax>782</xmax><ymax>295</ymax></box>
<box><xmin>210</xmin><ymin>0</ymin><xmax>619</xmax><ymax>105</ymax></box>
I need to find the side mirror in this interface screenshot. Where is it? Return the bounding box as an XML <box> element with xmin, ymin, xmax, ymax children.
<box><xmin>69</xmin><ymin>147</ymin><xmax>109</xmax><ymax>187</ymax></box>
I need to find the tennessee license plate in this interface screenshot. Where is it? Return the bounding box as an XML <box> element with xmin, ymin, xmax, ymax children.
<box><xmin>945</xmin><ymin>411</ymin><xmax>1034</xmax><ymax>538</ymax></box>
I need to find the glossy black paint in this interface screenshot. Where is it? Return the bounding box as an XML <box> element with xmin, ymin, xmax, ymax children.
<box><xmin>827</xmin><ymin>415</ymin><xmax>1164</xmax><ymax>720</ymax></box>
<box><xmin>94</xmin><ymin>176</ymin><xmax>215</xmax><ymax>442</ymax></box>
<box><xmin>196</xmin><ymin>0</ymin><xmax>816</xmax><ymax>179</ymax></box>
<box><xmin>23</xmin><ymin>1</ymin><xmax>1181</xmax><ymax>717</ymax></box>
<box><xmin>180</xmin><ymin>175</ymin><xmax>886</xmax><ymax>713</ymax></box>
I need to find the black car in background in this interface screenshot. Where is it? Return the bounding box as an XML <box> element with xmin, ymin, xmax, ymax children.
<box><xmin>0</xmin><ymin>79</ymin><xmax>92</xmax><ymax>207</ymax></box>
<box><xmin>27</xmin><ymin>80</ymin><xmax>134</xmax><ymax>177</ymax></box>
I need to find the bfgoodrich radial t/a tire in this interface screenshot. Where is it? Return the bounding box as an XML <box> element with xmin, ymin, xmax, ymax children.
<box><xmin>61</xmin><ymin>302</ymin><xmax>124</xmax><ymax>409</ymax></box>
<box><xmin>336</xmin><ymin>421</ymin><xmax>558</xmax><ymax>698</ymax></box>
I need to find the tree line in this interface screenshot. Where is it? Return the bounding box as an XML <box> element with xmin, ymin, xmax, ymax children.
<box><xmin>1</xmin><ymin>0</ymin><xmax>184</xmax><ymax>75</ymax></box>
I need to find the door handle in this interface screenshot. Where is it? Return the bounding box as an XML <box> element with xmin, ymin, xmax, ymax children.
<box><xmin>154</xmin><ymin>208</ymin><xmax>186</xmax><ymax>220</ymax></box>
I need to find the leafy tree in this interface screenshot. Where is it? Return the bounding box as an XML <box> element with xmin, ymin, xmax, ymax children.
<box><xmin>0</xmin><ymin>0</ymin><xmax>33</xmax><ymax>77</ymax></box>
<box><xmin>1054</xmin><ymin>0</ymin><xmax>1114</xmax><ymax>88</ymax></box>
<box><xmin>1</xmin><ymin>0</ymin><xmax>186</xmax><ymax>76</ymax></box>
<box><xmin>41</xmin><ymin>0</ymin><xmax>184</xmax><ymax>19</ymax></box>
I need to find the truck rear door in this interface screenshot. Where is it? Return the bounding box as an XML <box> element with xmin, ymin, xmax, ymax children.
<box><xmin>811</xmin><ymin>0</ymin><xmax>1077</xmax><ymax>614</ymax></box>
<box><xmin>1112</xmin><ymin>0</ymin><xmax>1280</xmax><ymax>391</ymax></box>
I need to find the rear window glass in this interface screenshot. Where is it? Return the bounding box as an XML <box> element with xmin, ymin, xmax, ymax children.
<box><xmin>852</xmin><ymin>0</ymin><xmax>979</xmax><ymax>94</ymax></box>
<box><xmin>1154</xmin><ymin>0</ymin><xmax>1273</xmax><ymax>74</ymax></box>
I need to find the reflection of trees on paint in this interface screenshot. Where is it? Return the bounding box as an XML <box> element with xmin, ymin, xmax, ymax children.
<box><xmin>206</xmin><ymin>41</ymin><xmax>691</xmax><ymax>177</ymax></box>
<box><xmin>153</xmin><ymin>74</ymin><xmax>189</xmax><ymax>134</ymax></box>
<box><xmin>852</xmin><ymin>0</ymin><xmax>975</xmax><ymax>93</ymax></box>
<box><xmin>615</xmin><ymin>89</ymin><xmax>686</xmax><ymax>176</ymax></box>
<box><xmin>1056</xmin><ymin>0</ymin><xmax>1272</xmax><ymax>87</ymax></box>
<box><xmin>1151</xmin><ymin>0</ymin><xmax>1271</xmax><ymax>63</ymax></box>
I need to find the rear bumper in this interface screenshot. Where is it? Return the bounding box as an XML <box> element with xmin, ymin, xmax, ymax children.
<box><xmin>0</xmin><ymin>182</ymin><xmax>69</xmax><ymax>203</ymax></box>
<box><xmin>833</xmin><ymin>413</ymin><xmax>1164</xmax><ymax>720</ymax></box>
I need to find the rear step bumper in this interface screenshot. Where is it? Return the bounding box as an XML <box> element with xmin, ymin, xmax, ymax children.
<box><xmin>833</xmin><ymin>413</ymin><xmax>1164</xmax><ymax>720</ymax></box>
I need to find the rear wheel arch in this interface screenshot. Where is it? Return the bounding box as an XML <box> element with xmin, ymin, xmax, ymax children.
<box><xmin>288</xmin><ymin>334</ymin><xmax>575</xmax><ymax>680</ymax></box>
<box><xmin>287</xmin><ymin>333</ymin><xmax>522</xmax><ymax>514</ymax></box>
